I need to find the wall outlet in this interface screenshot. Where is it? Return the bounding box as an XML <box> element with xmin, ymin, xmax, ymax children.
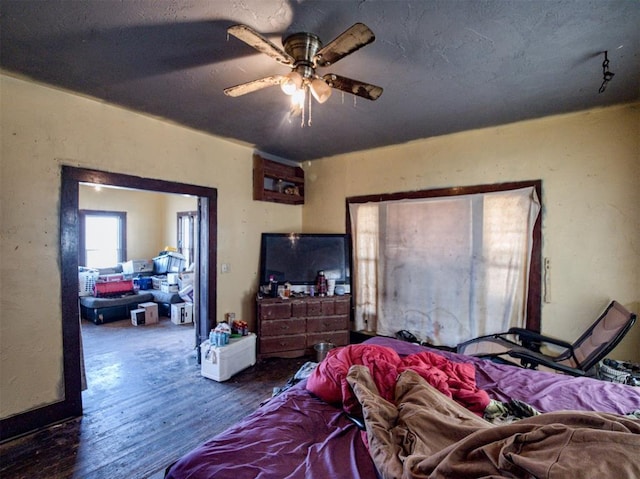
<box><xmin>221</xmin><ymin>263</ymin><xmax>230</xmax><ymax>273</ymax></box>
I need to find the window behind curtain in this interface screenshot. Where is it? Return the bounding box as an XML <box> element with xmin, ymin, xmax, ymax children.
<box><xmin>349</xmin><ymin>184</ymin><xmax>541</xmax><ymax>347</ymax></box>
<box><xmin>177</xmin><ymin>211</ymin><xmax>197</xmax><ymax>267</ymax></box>
<box><xmin>79</xmin><ymin>210</ymin><xmax>126</xmax><ymax>268</ymax></box>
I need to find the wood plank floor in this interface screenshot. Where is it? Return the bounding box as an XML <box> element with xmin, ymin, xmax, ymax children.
<box><xmin>1</xmin><ymin>317</ymin><xmax>310</xmax><ymax>479</ymax></box>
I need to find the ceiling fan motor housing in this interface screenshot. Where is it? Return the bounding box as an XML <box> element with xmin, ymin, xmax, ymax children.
<box><xmin>283</xmin><ymin>32</ymin><xmax>322</xmax><ymax>78</ymax></box>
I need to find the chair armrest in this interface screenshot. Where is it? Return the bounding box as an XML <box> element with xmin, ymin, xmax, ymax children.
<box><xmin>507</xmin><ymin>348</ymin><xmax>586</xmax><ymax>377</ymax></box>
<box><xmin>507</xmin><ymin>327</ymin><xmax>573</xmax><ymax>350</ymax></box>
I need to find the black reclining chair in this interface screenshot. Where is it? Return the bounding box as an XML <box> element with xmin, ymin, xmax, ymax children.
<box><xmin>456</xmin><ymin>300</ymin><xmax>637</xmax><ymax>376</ymax></box>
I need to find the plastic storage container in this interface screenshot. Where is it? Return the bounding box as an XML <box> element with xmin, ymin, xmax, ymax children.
<box><xmin>153</xmin><ymin>252</ymin><xmax>186</xmax><ymax>274</ymax></box>
<box><xmin>201</xmin><ymin>333</ymin><xmax>256</xmax><ymax>382</ymax></box>
<box><xmin>79</xmin><ymin>269</ymin><xmax>99</xmax><ymax>297</ymax></box>
<box><xmin>94</xmin><ymin>279</ymin><xmax>134</xmax><ymax>297</ymax></box>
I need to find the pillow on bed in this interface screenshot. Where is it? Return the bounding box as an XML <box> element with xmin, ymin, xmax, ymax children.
<box><xmin>307</xmin><ymin>344</ymin><xmax>401</xmax><ymax>415</ymax></box>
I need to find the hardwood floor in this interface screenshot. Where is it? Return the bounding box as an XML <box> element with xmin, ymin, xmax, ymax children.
<box><xmin>1</xmin><ymin>317</ymin><xmax>310</xmax><ymax>479</ymax></box>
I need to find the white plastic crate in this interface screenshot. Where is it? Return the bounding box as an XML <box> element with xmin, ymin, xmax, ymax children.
<box><xmin>201</xmin><ymin>333</ymin><xmax>256</xmax><ymax>382</ymax></box>
<box><xmin>79</xmin><ymin>269</ymin><xmax>99</xmax><ymax>296</ymax></box>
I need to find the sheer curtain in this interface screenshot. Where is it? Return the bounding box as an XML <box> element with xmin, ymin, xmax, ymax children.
<box><xmin>349</xmin><ymin>186</ymin><xmax>540</xmax><ymax>347</ymax></box>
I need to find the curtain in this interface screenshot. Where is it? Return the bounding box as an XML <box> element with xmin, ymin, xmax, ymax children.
<box><xmin>349</xmin><ymin>187</ymin><xmax>540</xmax><ymax>347</ymax></box>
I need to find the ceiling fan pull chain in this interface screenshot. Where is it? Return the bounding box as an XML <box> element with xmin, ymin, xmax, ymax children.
<box><xmin>598</xmin><ymin>51</ymin><xmax>615</xmax><ymax>93</ymax></box>
<box><xmin>308</xmin><ymin>91</ymin><xmax>313</xmax><ymax>126</ymax></box>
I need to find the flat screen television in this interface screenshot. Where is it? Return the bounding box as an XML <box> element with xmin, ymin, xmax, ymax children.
<box><xmin>259</xmin><ymin>233</ymin><xmax>351</xmax><ymax>287</ymax></box>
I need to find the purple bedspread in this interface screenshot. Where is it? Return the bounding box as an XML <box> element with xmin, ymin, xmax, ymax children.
<box><xmin>166</xmin><ymin>337</ymin><xmax>640</xmax><ymax>479</ymax></box>
<box><xmin>165</xmin><ymin>381</ymin><xmax>377</xmax><ymax>479</ymax></box>
<box><xmin>366</xmin><ymin>336</ymin><xmax>640</xmax><ymax>415</ymax></box>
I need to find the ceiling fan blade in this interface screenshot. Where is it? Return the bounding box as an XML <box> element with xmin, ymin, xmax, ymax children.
<box><xmin>224</xmin><ymin>75</ymin><xmax>285</xmax><ymax>97</ymax></box>
<box><xmin>227</xmin><ymin>24</ymin><xmax>294</xmax><ymax>66</ymax></box>
<box><xmin>314</xmin><ymin>23</ymin><xmax>375</xmax><ymax>67</ymax></box>
<box><xmin>322</xmin><ymin>74</ymin><xmax>383</xmax><ymax>101</ymax></box>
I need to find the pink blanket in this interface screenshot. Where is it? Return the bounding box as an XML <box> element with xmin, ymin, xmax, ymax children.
<box><xmin>306</xmin><ymin>344</ymin><xmax>490</xmax><ymax>415</ymax></box>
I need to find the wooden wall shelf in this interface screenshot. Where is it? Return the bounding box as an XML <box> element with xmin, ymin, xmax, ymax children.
<box><xmin>253</xmin><ymin>154</ymin><xmax>304</xmax><ymax>205</ymax></box>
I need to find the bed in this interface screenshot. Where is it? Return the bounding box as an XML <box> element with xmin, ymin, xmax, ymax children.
<box><xmin>165</xmin><ymin>336</ymin><xmax>640</xmax><ymax>478</ymax></box>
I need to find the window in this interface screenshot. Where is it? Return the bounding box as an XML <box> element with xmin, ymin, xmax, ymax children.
<box><xmin>79</xmin><ymin>210</ymin><xmax>126</xmax><ymax>268</ymax></box>
<box><xmin>347</xmin><ymin>181</ymin><xmax>542</xmax><ymax>347</ymax></box>
<box><xmin>177</xmin><ymin>211</ymin><xmax>197</xmax><ymax>267</ymax></box>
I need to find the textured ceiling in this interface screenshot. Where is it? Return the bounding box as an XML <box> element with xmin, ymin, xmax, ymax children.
<box><xmin>1</xmin><ymin>0</ymin><xmax>639</xmax><ymax>162</ymax></box>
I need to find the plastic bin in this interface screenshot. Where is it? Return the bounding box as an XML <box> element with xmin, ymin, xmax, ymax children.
<box><xmin>94</xmin><ymin>279</ymin><xmax>134</xmax><ymax>297</ymax></box>
<box><xmin>201</xmin><ymin>334</ymin><xmax>256</xmax><ymax>382</ymax></box>
<box><xmin>153</xmin><ymin>253</ymin><xmax>186</xmax><ymax>274</ymax></box>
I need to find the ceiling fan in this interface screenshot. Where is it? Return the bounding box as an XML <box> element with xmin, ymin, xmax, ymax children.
<box><xmin>223</xmin><ymin>23</ymin><xmax>383</xmax><ymax>108</ymax></box>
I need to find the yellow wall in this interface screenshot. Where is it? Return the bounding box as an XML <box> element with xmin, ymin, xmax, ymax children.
<box><xmin>0</xmin><ymin>74</ymin><xmax>302</xmax><ymax>419</ymax></box>
<box><xmin>302</xmin><ymin>103</ymin><xmax>640</xmax><ymax>361</ymax></box>
<box><xmin>79</xmin><ymin>185</ymin><xmax>173</xmax><ymax>261</ymax></box>
<box><xmin>79</xmin><ymin>185</ymin><xmax>199</xmax><ymax>261</ymax></box>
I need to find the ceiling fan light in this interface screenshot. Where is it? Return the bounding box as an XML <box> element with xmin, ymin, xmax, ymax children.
<box><xmin>291</xmin><ymin>87</ymin><xmax>306</xmax><ymax>107</ymax></box>
<box><xmin>281</xmin><ymin>72</ymin><xmax>303</xmax><ymax>95</ymax></box>
<box><xmin>310</xmin><ymin>78</ymin><xmax>332</xmax><ymax>103</ymax></box>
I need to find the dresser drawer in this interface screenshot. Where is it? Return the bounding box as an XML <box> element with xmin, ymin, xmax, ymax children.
<box><xmin>291</xmin><ymin>300</ymin><xmax>307</xmax><ymax>317</ymax></box>
<box><xmin>307</xmin><ymin>330</ymin><xmax>349</xmax><ymax>348</ymax></box>
<box><xmin>334</xmin><ymin>297</ymin><xmax>351</xmax><ymax>315</ymax></box>
<box><xmin>258</xmin><ymin>302</ymin><xmax>291</xmax><ymax>320</ymax></box>
<box><xmin>260</xmin><ymin>334</ymin><xmax>306</xmax><ymax>354</ymax></box>
<box><xmin>307</xmin><ymin>316</ymin><xmax>349</xmax><ymax>333</ymax></box>
<box><xmin>260</xmin><ymin>318</ymin><xmax>305</xmax><ymax>337</ymax></box>
<box><xmin>306</xmin><ymin>300</ymin><xmax>323</xmax><ymax>316</ymax></box>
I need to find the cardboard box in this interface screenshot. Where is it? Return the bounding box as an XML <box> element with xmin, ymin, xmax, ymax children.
<box><xmin>131</xmin><ymin>308</ymin><xmax>146</xmax><ymax>326</ymax></box>
<box><xmin>201</xmin><ymin>334</ymin><xmax>256</xmax><ymax>382</ymax></box>
<box><xmin>122</xmin><ymin>259</ymin><xmax>153</xmax><ymax>275</ymax></box>
<box><xmin>171</xmin><ymin>302</ymin><xmax>193</xmax><ymax>325</ymax></box>
<box><xmin>160</xmin><ymin>281</ymin><xmax>179</xmax><ymax>293</ymax></box>
<box><xmin>151</xmin><ymin>276</ymin><xmax>163</xmax><ymax>290</ymax></box>
<box><xmin>137</xmin><ymin>302</ymin><xmax>158</xmax><ymax>324</ymax></box>
<box><xmin>179</xmin><ymin>271</ymin><xmax>195</xmax><ymax>289</ymax></box>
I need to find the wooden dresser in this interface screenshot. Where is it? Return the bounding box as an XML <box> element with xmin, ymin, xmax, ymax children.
<box><xmin>257</xmin><ymin>295</ymin><xmax>351</xmax><ymax>358</ymax></box>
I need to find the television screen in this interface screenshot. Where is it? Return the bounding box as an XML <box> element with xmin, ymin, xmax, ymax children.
<box><xmin>259</xmin><ymin>233</ymin><xmax>350</xmax><ymax>286</ymax></box>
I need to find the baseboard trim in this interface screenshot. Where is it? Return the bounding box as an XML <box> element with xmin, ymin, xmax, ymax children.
<box><xmin>0</xmin><ymin>398</ymin><xmax>81</xmax><ymax>443</ymax></box>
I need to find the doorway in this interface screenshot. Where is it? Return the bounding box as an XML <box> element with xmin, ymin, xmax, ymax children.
<box><xmin>60</xmin><ymin>166</ymin><xmax>217</xmax><ymax>417</ymax></box>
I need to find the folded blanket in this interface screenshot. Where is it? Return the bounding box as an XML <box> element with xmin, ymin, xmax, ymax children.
<box><xmin>306</xmin><ymin>344</ymin><xmax>490</xmax><ymax>416</ymax></box>
<box><xmin>347</xmin><ymin>364</ymin><xmax>640</xmax><ymax>479</ymax></box>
